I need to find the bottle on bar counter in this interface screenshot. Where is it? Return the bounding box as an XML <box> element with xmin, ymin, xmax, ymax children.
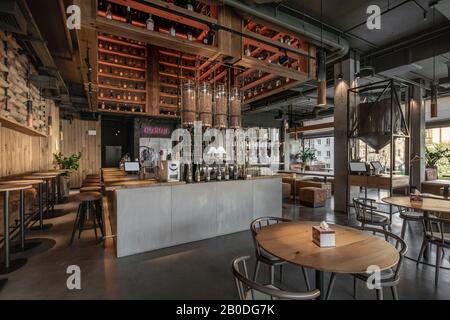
<box><xmin>216</xmin><ymin>164</ymin><xmax>222</xmax><ymax>181</ymax></box>
<box><xmin>205</xmin><ymin>164</ymin><xmax>210</xmax><ymax>182</ymax></box>
<box><xmin>224</xmin><ymin>163</ymin><xmax>229</xmax><ymax>181</ymax></box>
<box><xmin>186</xmin><ymin>163</ymin><xmax>192</xmax><ymax>183</ymax></box>
<box><xmin>195</xmin><ymin>162</ymin><xmax>200</xmax><ymax>183</ymax></box>
<box><xmin>233</xmin><ymin>164</ymin><xmax>239</xmax><ymax>180</ymax></box>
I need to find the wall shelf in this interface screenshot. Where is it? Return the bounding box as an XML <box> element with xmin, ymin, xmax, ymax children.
<box><xmin>98</xmin><ymin>60</ymin><xmax>146</xmax><ymax>72</ymax></box>
<box><xmin>0</xmin><ymin>114</ymin><xmax>47</xmax><ymax>137</ymax></box>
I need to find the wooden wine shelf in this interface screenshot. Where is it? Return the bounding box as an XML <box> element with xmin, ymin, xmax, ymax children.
<box><xmin>99</xmin><ymin>109</ymin><xmax>179</xmax><ymax>119</ymax></box>
<box><xmin>0</xmin><ymin>114</ymin><xmax>47</xmax><ymax>137</ymax></box>
<box><xmin>98</xmin><ymin>84</ymin><xmax>146</xmax><ymax>93</ymax></box>
<box><xmin>98</xmin><ymin>34</ymin><xmax>146</xmax><ymax>49</ymax></box>
<box><xmin>98</xmin><ymin>72</ymin><xmax>146</xmax><ymax>82</ymax></box>
<box><xmin>160</xmin><ymin>103</ymin><xmax>178</xmax><ymax>110</ymax></box>
<box><xmin>159</xmin><ymin>50</ymin><xmax>197</xmax><ymax>61</ymax></box>
<box><xmin>98</xmin><ymin>97</ymin><xmax>145</xmax><ymax>105</ymax></box>
<box><xmin>160</xmin><ymin>92</ymin><xmax>178</xmax><ymax>99</ymax></box>
<box><xmin>98</xmin><ymin>48</ymin><xmax>146</xmax><ymax>60</ymax></box>
<box><xmin>159</xmin><ymin>71</ymin><xmax>193</xmax><ymax>80</ymax></box>
<box><xmin>99</xmin><ymin>60</ymin><xmax>146</xmax><ymax>72</ymax></box>
<box><xmin>160</xmin><ymin>61</ymin><xmax>196</xmax><ymax>71</ymax></box>
<box><xmin>160</xmin><ymin>82</ymin><xmax>178</xmax><ymax>89</ymax></box>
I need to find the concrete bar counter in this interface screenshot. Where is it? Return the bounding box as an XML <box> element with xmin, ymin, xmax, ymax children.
<box><xmin>105</xmin><ymin>176</ymin><xmax>282</xmax><ymax>258</ymax></box>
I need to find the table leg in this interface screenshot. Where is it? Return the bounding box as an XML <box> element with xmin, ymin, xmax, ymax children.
<box><xmin>0</xmin><ymin>191</ymin><xmax>27</xmax><ymax>275</ymax></box>
<box><xmin>315</xmin><ymin>270</ymin><xmax>325</xmax><ymax>300</ymax></box>
<box><xmin>28</xmin><ymin>183</ymin><xmax>52</xmax><ymax>231</ymax></box>
<box><xmin>57</xmin><ymin>175</ymin><xmax>61</xmax><ymax>203</ymax></box>
<box><xmin>51</xmin><ymin>178</ymin><xmax>56</xmax><ymax>212</ymax></box>
<box><xmin>10</xmin><ymin>190</ymin><xmax>42</xmax><ymax>253</ymax></box>
<box><xmin>0</xmin><ymin>278</ymin><xmax>7</xmax><ymax>291</ymax></box>
<box><xmin>444</xmin><ymin>186</ymin><xmax>449</xmax><ymax>198</ymax></box>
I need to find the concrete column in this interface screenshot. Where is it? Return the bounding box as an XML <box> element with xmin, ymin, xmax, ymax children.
<box><xmin>333</xmin><ymin>52</ymin><xmax>359</xmax><ymax>213</ymax></box>
<box><xmin>410</xmin><ymin>85</ymin><xmax>425</xmax><ymax>190</ymax></box>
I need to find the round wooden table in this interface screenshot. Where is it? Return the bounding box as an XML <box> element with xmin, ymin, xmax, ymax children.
<box><xmin>382</xmin><ymin>196</ymin><xmax>450</xmax><ymax>218</ymax></box>
<box><xmin>0</xmin><ymin>180</ymin><xmax>43</xmax><ymax>252</ymax></box>
<box><xmin>0</xmin><ymin>184</ymin><xmax>32</xmax><ymax>274</ymax></box>
<box><xmin>256</xmin><ymin>221</ymin><xmax>399</xmax><ymax>299</ymax></box>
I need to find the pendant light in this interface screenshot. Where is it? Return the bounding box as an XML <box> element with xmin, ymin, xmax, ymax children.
<box><xmin>430</xmin><ymin>6</ymin><xmax>438</xmax><ymax>118</ymax></box>
<box><xmin>317</xmin><ymin>0</ymin><xmax>327</xmax><ymax>106</ymax></box>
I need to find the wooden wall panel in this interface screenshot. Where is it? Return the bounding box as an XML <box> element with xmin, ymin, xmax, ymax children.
<box><xmin>60</xmin><ymin>118</ymin><xmax>101</xmax><ymax>188</ymax></box>
<box><xmin>0</xmin><ymin>100</ymin><xmax>60</xmax><ymax>177</ymax></box>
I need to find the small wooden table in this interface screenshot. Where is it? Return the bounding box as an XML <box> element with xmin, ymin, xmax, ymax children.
<box><xmin>0</xmin><ymin>180</ymin><xmax>43</xmax><ymax>252</ymax></box>
<box><xmin>382</xmin><ymin>196</ymin><xmax>450</xmax><ymax>219</ymax></box>
<box><xmin>256</xmin><ymin>221</ymin><xmax>399</xmax><ymax>299</ymax></box>
<box><xmin>0</xmin><ymin>184</ymin><xmax>32</xmax><ymax>274</ymax></box>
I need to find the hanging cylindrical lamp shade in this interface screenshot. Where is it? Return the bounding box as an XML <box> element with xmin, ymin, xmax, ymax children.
<box><xmin>317</xmin><ymin>49</ymin><xmax>327</xmax><ymax>107</ymax></box>
<box><xmin>229</xmin><ymin>86</ymin><xmax>242</xmax><ymax>129</ymax></box>
<box><xmin>26</xmin><ymin>100</ymin><xmax>33</xmax><ymax>127</ymax></box>
<box><xmin>214</xmin><ymin>84</ymin><xmax>227</xmax><ymax>129</ymax></box>
<box><xmin>198</xmin><ymin>82</ymin><xmax>212</xmax><ymax>128</ymax></box>
<box><xmin>430</xmin><ymin>83</ymin><xmax>438</xmax><ymax>118</ymax></box>
<box><xmin>181</xmin><ymin>79</ymin><xmax>196</xmax><ymax>128</ymax></box>
<box><xmin>47</xmin><ymin>115</ymin><xmax>53</xmax><ymax>136</ymax></box>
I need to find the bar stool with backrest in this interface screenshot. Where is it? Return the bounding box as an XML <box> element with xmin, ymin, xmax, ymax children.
<box><xmin>70</xmin><ymin>192</ymin><xmax>103</xmax><ymax>245</ymax></box>
<box><xmin>417</xmin><ymin>214</ymin><xmax>450</xmax><ymax>286</ymax></box>
<box><xmin>251</xmin><ymin>217</ymin><xmax>311</xmax><ymax>289</ymax></box>
<box><xmin>231</xmin><ymin>256</ymin><xmax>320</xmax><ymax>300</ymax></box>
<box><xmin>326</xmin><ymin>226</ymin><xmax>407</xmax><ymax>300</ymax></box>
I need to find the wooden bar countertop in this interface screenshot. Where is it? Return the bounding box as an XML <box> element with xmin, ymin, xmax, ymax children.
<box><xmin>103</xmin><ymin>174</ymin><xmax>282</xmax><ymax>191</ymax></box>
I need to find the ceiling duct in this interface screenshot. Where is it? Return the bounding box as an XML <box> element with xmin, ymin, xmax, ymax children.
<box><xmin>221</xmin><ymin>0</ymin><xmax>349</xmax><ymax>62</ymax></box>
<box><xmin>0</xmin><ymin>0</ymin><xmax>27</xmax><ymax>34</ymax></box>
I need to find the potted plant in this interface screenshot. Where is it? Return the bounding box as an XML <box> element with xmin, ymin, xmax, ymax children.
<box><xmin>53</xmin><ymin>152</ymin><xmax>81</xmax><ymax>198</ymax></box>
<box><xmin>295</xmin><ymin>148</ymin><xmax>316</xmax><ymax>172</ymax></box>
<box><xmin>425</xmin><ymin>144</ymin><xmax>450</xmax><ymax>180</ymax></box>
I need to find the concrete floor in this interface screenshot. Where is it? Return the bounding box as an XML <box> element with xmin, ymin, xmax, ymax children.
<box><xmin>0</xmin><ymin>194</ymin><xmax>449</xmax><ymax>299</ymax></box>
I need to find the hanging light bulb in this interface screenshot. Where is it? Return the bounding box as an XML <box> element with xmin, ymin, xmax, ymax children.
<box><xmin>26</xmin><ymin>100</ymin><xmax>33</xmax><ymax>127</ymax></box>
<box><xmin>47</xmin><ymin>115</ymin><xmax>53</xmax><ymax>136</ymax></box>
<box><xmin>430</xmin><ymin>82</ymin><xmax>438</xmax><ymax>118</ymax></box>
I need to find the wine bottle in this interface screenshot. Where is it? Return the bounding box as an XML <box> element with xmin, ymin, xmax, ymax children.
<box><xmin>224</xmin><ymin>163</ymin><xmax>229</xmax><ymax>181</ymax></box>
<box><xmin>195</xmin><ymin>162</ymin><xmax>200</xmax><ymax>182</ymax></box>
<box><xmin>216</xmin><ymin>164</ymin><xmax>222</xmax><ymax>181</ymax></box>
<box><xmin>205</xmin><ymin>165</ymin><xmax>210</xmax><ymax>182</ymax></box>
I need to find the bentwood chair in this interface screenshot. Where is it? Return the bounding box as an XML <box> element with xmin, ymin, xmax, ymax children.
<box><xmin>232</xmin><ymin>256</ymin><xmax>320</xmax><ymax>300</ymax></box>
<box><xmin>250</xmin><ymin>217</ymin><xmax>311</xmax><ymax>290</ymax></box>
<box><xmin>417</xmin><ymin>215</ymin><xmax>450</xmax><ymax>286</ymax></box>
<box><xmin>353</xmin><ymin>198</ymin><xmax>390</xmax><ymax>233</ymax></box>
<box><xmin>326</xmin><ymin>226</ymin><xmax>407</xmax><ymax>300</ymax></box>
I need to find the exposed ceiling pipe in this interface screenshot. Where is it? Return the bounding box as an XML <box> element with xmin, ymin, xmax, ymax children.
<box><xmin>220</xmin><ymin>0</ymin><xmax>349</xmax><ymax>62</ymax></box>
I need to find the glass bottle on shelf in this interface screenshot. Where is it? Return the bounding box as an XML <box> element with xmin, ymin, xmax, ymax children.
<box><xmin>146</xmin><ymin>14</ymin><xmax>154</xmax><ymax>31</ymax></box>
<box><xmin>186</xmin><ymin>0</ymin><xmax>194</xmax><ymax>11</ymax></box>
<box><xmin>170</xmin><ymin>24</ymin><xmax>176</xmax><ymax>37</ymax></box>
<box><xmin>126</xmin><ymin>6</ymin><xmax>132</xmax><ymax>23</ymax></box>
<box><xmin>106</xmin><ymin>3</ymin><xmax>113</xmax><ymax>19</ymax></box>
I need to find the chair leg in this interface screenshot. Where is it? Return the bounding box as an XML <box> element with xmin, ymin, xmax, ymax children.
<box><xmin>382</xmin><ymin>225</ymin><xmax>388</xmax><ymax>241</ymax></box>
<box><xmin>91</xmin><ymin>203</ymin><xmax>98</xmax><ymax>240</ymax></box>
<box><xmin>400</xmin><ymin>219</ymin><xmax>407</xmax><ymax>240</ymax></box>
<box><xmin>376</xmin><ymin>288</ymin><xmax>384</xmax><ymax>300</ymax></box>
<box><xmin>417</xmin><ymin>239</ymin><xmax>427</xmax><ymax>266</ymax></box>
<box><xmin>253</xmin><ymin>260</ymin><xmax>260</xmax><ymax>282</ymax></box>
<box><xmin>391</xmin><ymin>286</ymin><xmax>399</xmax><ymax>300</ymax></box>
<box><xmin>302</xmin><ymin>267</ymin><xmax>311</xmax><ymax>291</ymax></box>
<box><xmin>269</xmin><ymin>265</ymin><xmax>275</xmax><ymax>285</ymax></box>
<box><xmin>435</xmin><ymin>245</ymin><xmax>442</xmax><ymax>286</ymax></box>
<box><xmin>326</xmin><ymin>273</ymin><xmax>336</xmax><ymax>300</ymax></box>
<box><xmin>353</xmin><ymin>277</ymin><xmax>358</xmax><ymax>299</ymax></box>
<box><xmin>69</xmin><ymin>205</ymin><xmax>81</xmax><ymax>246</ymax></box>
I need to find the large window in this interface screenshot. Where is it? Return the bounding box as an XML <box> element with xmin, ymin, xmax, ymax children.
<box><xmin>426</xmin><ymin>127</ymin><xmax>450</xmax><ymax>179</ymax></box>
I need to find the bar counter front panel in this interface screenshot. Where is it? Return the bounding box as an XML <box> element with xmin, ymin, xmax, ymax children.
<box><xmin>107</xmin><ymin>177</ymin><xmax>282</xmax><ymax>258</ymax></box>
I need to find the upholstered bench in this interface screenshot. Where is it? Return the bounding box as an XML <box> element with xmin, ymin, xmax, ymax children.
<box><xmin>298</xmin><ymin>187</ymin><xmax>327</xmax><ymax>207</ymax></box>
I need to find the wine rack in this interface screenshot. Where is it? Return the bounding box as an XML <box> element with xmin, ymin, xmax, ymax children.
<box><xmin>158</xmin><ymin>48</ymin><xmax>197</xmax><ymax>117</ymax></box>
<box><xmin>97</xmin><ymin>33</ymin><xmax>147</xmax><ymax>114</ymax></box>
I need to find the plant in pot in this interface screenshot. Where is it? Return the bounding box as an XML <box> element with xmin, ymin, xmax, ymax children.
<box><xmin>295</xmin><ymin>148</ymin><xmax>316</xmax><ymax>172</ymax></box>
<box><xmin>425</xmin><ymin>144</ymin><xmax>450</xmax><ymax>181</ymax></box>
<box><xmin>53</xmin><ymin>152</ymin><xmax>81</xmax><ymax>198</ymax></box>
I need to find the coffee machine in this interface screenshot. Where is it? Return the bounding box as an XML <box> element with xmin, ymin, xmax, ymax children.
<box><xmin>157</xmin><ymin>150</ymin><xmax>180</xmax><ymax>182</ymax></box>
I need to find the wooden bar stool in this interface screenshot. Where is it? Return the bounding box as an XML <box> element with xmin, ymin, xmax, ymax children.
<box><xmin>70</xmin><ymin>192</ymin><xmax>104</xmax><ymax>245</ymax></box>
<box><xmin>0</xmin><ymin>184</ymin><xmax>31</xmax><ymax>274</ymax></box>
<box><xmin>0</xmin><ymin>180</ymin><xmax>43</xmax><ymax>252</ymax></box>
<box><xmin>80</xmin><ymin>186</ymin><xmax>102</xmax><ymax>193</ymax></box>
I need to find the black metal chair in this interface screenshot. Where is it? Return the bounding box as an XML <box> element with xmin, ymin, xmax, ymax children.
<box><xmin>232</xmin><ymin>256</ymin><xmax>320</xmax><ymax>300</ymax></box>
<box><xmin>250</xmin><ymin>217</ymin><xmax>311</xmax><ymax>290</ymax></box>
<box><xmin>417</xmin><ymin>214</ymin><xmax>450</xmax><ymax>286</ymax></box>
<box><xmin>353</xmin><ymin>198</ymin><xmax>390</xmax><ymax>233</ymax></box>
<box><xmin>326</xmin><ymin>226</ymin><xmax>407</xmax><ymax>300</ymax></box>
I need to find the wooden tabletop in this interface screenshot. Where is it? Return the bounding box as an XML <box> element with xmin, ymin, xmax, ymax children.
<box><xmin>0</xmin><ymin>184</ymin><xmax>33</xmax><ymax>192</ymax></box>
<box><xmin>383</xmin><ymin>196</ymin><xmax>450</xmax><ymax>216</ymax></box>
<box><xmin>30</xmin><ymin>173</ymin><xmax>58</xmax><ymax>179</ymax></box>
<box><xmin>256</xmin><ymin>221</ymin><xmax>399</xmax><ymax>274</ymax></box>
<box><xmin>22</xmin><ymin>175</ymin><xmax>50</xmax><ymax>181</ymax></box>
<box><xmin>32</xmin><ymin>172</ymin><xmax>60</xmax><ymax>177</ymax></box>
<box><xmin>0</xmin><ymin>179</ymin><xmax>44</xmax><ymax>185</ymax></box>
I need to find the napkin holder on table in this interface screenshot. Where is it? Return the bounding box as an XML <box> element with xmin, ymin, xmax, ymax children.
<box><xmin>312</xmin><ymin>225</ymin><xmax>336</xmax><ymax>248</ymax></box>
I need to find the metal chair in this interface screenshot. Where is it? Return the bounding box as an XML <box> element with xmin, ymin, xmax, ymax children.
<box><xmin>250</xmin><ymin>217</ymin><xmax>311</xmax><ymax>290</ymax></box>
<box><xmin>417</xmin><ymin>214</ymin><xmax>450</xmax><ymax>286</ymax></box>
<box><xmin>231</xmin><ymin>256</ymin><xmax>320</xmax><ymax>300</ymax></box>
<box><xmin>398</xmin><ymin>206</ymin><xmax>424</xmax><ymax>240</ymax></box>
<box><xmin>326</xmin><ymin>226</ymin><xmax>407</xmax><ymax>300</ymax></box>
<box><xmin>353</xmin><ymin>197</ymin><xmax>390</xmax><ymax>232</ymax></box>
